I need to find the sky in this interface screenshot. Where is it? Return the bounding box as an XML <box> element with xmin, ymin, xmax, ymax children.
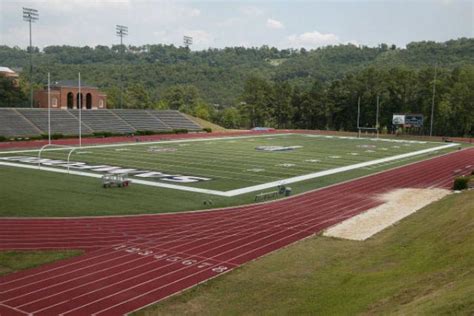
<box><xmin>0</xmin><ymin>0</ymin><xmax>473</xmax><ymax>51</ymax></box>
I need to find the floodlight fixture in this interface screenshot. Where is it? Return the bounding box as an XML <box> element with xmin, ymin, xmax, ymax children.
<box><xmin>116</xmin><ymin>25</ymin><xmax>128</xmax><ymax>39</ymax></box>
<box><xmin>183</xmin><ymin>35</ymin><xmax>193</xmax><ymax>48</ymax></box>
<box><xmin>116</xmin><ymin>25</ymin><xmax>128</xmax><ymax>108</ymax></box>
<box><xmin>23</xmin><ymin>7</ymin><xmax>38</xmax><ymax>22</ymax></box>
<box><xmin>23</xmin><ymin>7</ymin><xmax>38</xmax><ymax>108</ymax></box>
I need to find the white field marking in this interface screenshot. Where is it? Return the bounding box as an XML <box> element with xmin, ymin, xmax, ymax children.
<box><xmin>305</xmin><ymin>159</ymin><xmax>320</xmax><ymax>163</ymax></box>
<box><xmin>329</xmin><ymin>155</ymin><xmax>341</xmax><ymax>159</ymax></box>
<box><xmin>222</xmin><ymin>143</ymin><xmax>459</xmax><ymax>196</ymax></box>
<box><xmin>0</xmin><ymin>143</ymin><xmax>459</xmax><ymax>197</ymax></box>
<box><xmin>304</xmin><ymin>134</ymin><xmax>441</xmax><ymax>145</ymax></box>
<box><xmin>277</xmin><ymin>163</ymin><xmax>295</xmax><ymax>167</ymax></box>
<box><xmin>0</xmin><ymin>136</ymin><xmax>459</xmax><ymax>197</ymax></box>
<box><xmin>0</xmin><ymin>133</ymin><xmax>293</xmax><ymax>155</ymax></box>
<box><xmin>247</xmin><ymin>168</ymin><xmax>265</xmax><ymax>172</ymax></box>
<box><xmin>0</xmin><ymin>161</ymin><xmax>229</xmax><ymax>196</ymax></box>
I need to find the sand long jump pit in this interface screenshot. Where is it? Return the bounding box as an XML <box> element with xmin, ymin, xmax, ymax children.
<box><xmin>323</xmin><ymin>188</ymin><xmax>451</xmax><ymax>241</ymax></box>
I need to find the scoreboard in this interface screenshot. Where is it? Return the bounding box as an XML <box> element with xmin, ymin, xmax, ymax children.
<box><xmin>392</xmin><ymin>114</ymin><xmax>424</xmax><ymax>127</ymax></box>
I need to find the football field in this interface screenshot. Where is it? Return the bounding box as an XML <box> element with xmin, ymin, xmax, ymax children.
<box><xmin>0</xmin><ymin>133</ymin><xmax>458</xmax><ymax>197</ymax></box>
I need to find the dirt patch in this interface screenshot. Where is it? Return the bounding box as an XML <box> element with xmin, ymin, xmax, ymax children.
<box><xmin>323</xmin><ymin>188</ymin><xmax>450</xmax><ymax>241</ymax></box>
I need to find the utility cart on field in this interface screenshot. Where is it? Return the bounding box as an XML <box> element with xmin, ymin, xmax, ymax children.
<box><xmin>102</xmin><ymin>173</ymin><xmax>130</xmax><ymax>188</ymax></box>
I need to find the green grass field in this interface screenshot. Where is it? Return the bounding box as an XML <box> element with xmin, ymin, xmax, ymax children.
<box><xmin>0</xmin><ymin>250</ymin><xmax>83</xmax><ymax>276</ymax></box>
<box><xmin>0</xmin><ymin>133</ymin><xmax>464</xmax><ymax>217</ymax></box>
<box><xmin>135</xmin><ymin>190</ymin><xmax>474</xmax><ymax>315</ymax></box>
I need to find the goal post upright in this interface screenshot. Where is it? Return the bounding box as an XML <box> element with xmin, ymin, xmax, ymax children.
<box><xmin>357</xmin><ymin>96</ymin><xmax>361</xmax><ymax>138</ymax></box>
<box><xmin>47</xmin><ymin>72</ymin><xmax>51</xmax><ymax>145</ymax></box>
<box><xmin>376</xmin><ymin>95</ymin><xmax>380</xmax><ymax>139</ymax></box>
<box><xmin>37</xmin><ymin>144</ymin><xmax>74</xmax><ymax>170</ymax></box>
<box><xmin>356</xmin><ymin>95</ymin><xmax>380</xmax><ymax>139</ymax></box>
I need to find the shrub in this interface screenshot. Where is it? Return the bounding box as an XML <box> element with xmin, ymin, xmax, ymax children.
<box><xmin>136</xmin><ymin>130</ymin><xmax>155</xmax><ymax>135</ymax></box>
<box><xmin>93</xmin><ymin>131</ymin><xmax>114</xmax><ymax>138</ymax></box>
<box><xmin>453</xmin><ymin>176</ymin><xmax>470</xmax><ymax>190</ymax></box>
<box><xmin>173</xmin><ymin>128</ymin><xmax>188</xmax><ymax>134</ymax></box>
<box><xmin>0</xmin><ymin>135</ymin><xmax>6</xmax><ymax>142</ymax></box>
<box><xmin>203</xmin><ymin>127</ymin><xmax>212</xmax><ymax>133</ymax></box>
<box><xmin>51</xmin><ymin>133</ymin><xmax>64</xmax><ymax>140</ymax></box>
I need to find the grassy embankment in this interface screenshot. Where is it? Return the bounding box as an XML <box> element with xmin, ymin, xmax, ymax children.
<box><xmin>136</xmin><ymin>190</ymin><xmax>474</xmax><ymax>315</ymax></box>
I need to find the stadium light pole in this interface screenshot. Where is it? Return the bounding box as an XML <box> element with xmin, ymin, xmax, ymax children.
<box><xmin>116</xmin><ymin>25</ymin><xmax>128</xmax><ymax>109</ymax></box>
<box><xmin>47</xmin><ymin>72</ymin><xmax>51</xmax><ymax>145</ymax></box>
<box><xmin>430</xmin><ymin>64</ymin><xmax>437</xmax><ymax>137</ymax></box>
<box><xmin>23</xmin><ymin>7</ymin><xmax>38</xmax><ymax>108</ymax></box>
<box><xmin>183</xmin><ymin>35</ymin><xmax>193</xmax><ymax>49</ymax></box>
<box><xmin>78</xmin><ymin>72</ymin><xmax>82</xmax><ymax>147</ymax></box>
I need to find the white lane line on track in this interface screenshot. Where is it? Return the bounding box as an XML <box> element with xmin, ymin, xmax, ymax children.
<box><xmin>10</xmin><ymin>162</ymin><xmax>448</xmax><ymax>312</ymax></box>
<box><xmin>57</xmin><ymin>153</ymin><xmax>474</xmax><ymax>313</ymax></box>
<box><xmin>4</xmin><ymin>180</ymin><xmax>378</xmax><ymax>306</ymax></box>
<box><xmin>2</xmin><ymin>173</ymin><xmax>462</xmax><ymax>314</ymax></box>
<box><xmin>0</xmin><ymin>303</ymin><xmax>30</xmax><ymax>315</ymax></box>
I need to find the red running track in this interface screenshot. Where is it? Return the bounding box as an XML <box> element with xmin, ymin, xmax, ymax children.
<box><xmin>0</xmin><ymin>148</ymin><xmax>473</xmax><ymax>315</ymax></box>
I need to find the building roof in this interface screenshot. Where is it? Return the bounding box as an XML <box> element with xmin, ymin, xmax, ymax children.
<box><xmin>50</xmin><ymin>80</ymin><xmax>98</xmax><ymax>89</ymax></box>
<box><xmin>0</xmin><ymin>66</ymin><xmax>18</xmax><ymax>76</ymax></box>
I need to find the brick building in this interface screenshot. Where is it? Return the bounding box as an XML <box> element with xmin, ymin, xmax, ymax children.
<box><xmin>34</xmin><ymin>80</ymin><xmax>107</xmax><ymax>110</ymax></box>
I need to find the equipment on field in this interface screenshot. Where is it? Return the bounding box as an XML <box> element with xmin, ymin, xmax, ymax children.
<box><xmin>255</xmin><ymin>185</ymin><xmax>292</xmax><ymax>202</ymax></box>
<box><xmin>102</xmin><ymin>173</ymin><xmax>130</xmax><ymax>188</ymax></box>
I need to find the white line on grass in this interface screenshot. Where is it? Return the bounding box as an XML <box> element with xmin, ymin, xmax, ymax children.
<box><xmin>0</xmin><ymin>143</ymin><xmax>459</xmax><ymax>197</ymax></box>
<box><xmin>224</xmin><ymin>143</ymin><xmax>458</xmax><ymax>196</ymax></box>
<box><xmin>0</xmin><ymin>133</ymin><xmax>292</xmax><ymax>155</ymax></box>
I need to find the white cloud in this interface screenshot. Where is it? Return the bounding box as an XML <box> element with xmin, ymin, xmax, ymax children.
<box><xmin>287</xmin><ymin>31</ymin><xmax>341</xmax><ymax>48</ymax></box>
<box><xmin>266</xmin><ymin>18</ymin><xmax>284</xmax><ymax>30</ymax></box>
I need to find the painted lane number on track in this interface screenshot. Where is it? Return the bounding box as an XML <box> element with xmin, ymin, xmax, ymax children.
<box><xmin>114</xmin><ymin>245</ymin><xmax>229</xmax><ymax>273</ymax></box>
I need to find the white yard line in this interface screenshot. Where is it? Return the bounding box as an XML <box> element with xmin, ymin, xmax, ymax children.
<box><xmin>0</xmin><ymin>143</ymin><xmax>458</xmax><ymax>197</ymax></box>
<box><xmin>224</xmin><ymin>143</ymin><xmax>459</xmax><ymax>196</ymax></box>
<box><xmin>0</xmin><ymin>133</ymin><xmax>292</xmax><ymax>155</ymax></box>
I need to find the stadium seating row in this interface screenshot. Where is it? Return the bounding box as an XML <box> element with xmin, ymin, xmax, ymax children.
<box><xmin>0</xmin><ymin>108</ymin><xmax>202</xmax><ymax>137</ymax></box>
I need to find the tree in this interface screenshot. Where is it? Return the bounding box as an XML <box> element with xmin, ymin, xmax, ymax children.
<box><xmin>162</xmin><ymin>84</ymin><xmax>200</xmax><ymax>114</ymax></box>
<box><xmin>240</xmin><ymin>76</ymin><xmax>273</xmax><ymax>128</ymax></box>
<box><xmin>0</xmin><ymin>75</ymin><xmax>28</xmax><ymax>107</ymax></box>
<box><xmin>125</xmin><ymin>83</ymin><xmax>152</xmax><ymax>108</ymax></box>
<box><xmin>221</xmin><ymin>107</ymin><xmax>241</xmax><ymax>129</ymax></box>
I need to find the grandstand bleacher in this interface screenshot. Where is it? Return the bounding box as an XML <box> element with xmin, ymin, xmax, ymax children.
<box><xmin>0</xmin><ymin>108</ymin><xmax>203</xmax><ymax>138</ymax></box>
<box><xmin>111</xmin><ymin>109</ymin><xmax>170</xmax><ymax>131</ymax></box>
<box><xmin>69</xmin><ymin>109</ymin><xmax>135</xmax><ymax>134</ymax></box>
<box><xmin>0</xmin><ymin>108</ymin><xmax>41</xmax><ymax>137</ymax></box>
<box><xmin>150</xmin><ymin>110</ymin><xmax>202</xmax><ymax>130</ymax></box>
<box><xmin>17</xmin><ymin>108</ymin><xmax>93</xmax><ymax>136</ymax></box>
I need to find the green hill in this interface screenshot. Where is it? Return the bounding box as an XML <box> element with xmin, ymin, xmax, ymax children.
<box><xmin>1</xmin><ymin>38</ymin><xmax>473</xmax><ymax>106</ymax></box>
